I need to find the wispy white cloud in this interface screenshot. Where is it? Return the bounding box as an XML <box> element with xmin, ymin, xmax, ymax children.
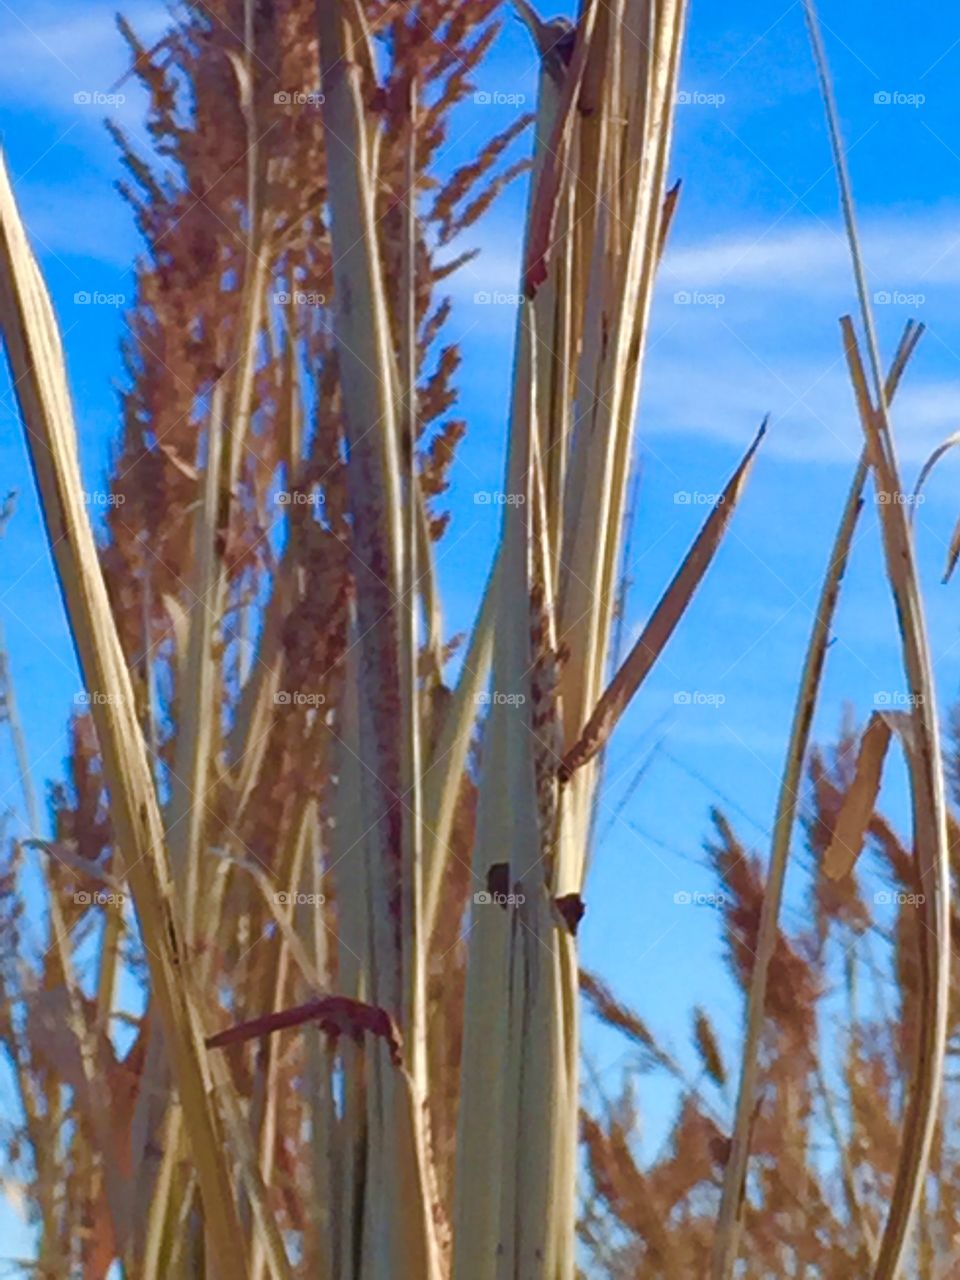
<box><xmin>0</xmin><ymin>3</ymin><xmax>167</xmax><ymax>90</ymax></box>
<box><xmin>640</xmin><ymin>338</ymin><xmax>960</xmax><ymax>466</ymax></box>
<box><xmin>20</xmin><ymin>180</ymin><xmax>139</xmax><ymax>270</ymax></box>
<box><xmin>0</xmin><ymin>4</ymin><xmax>168</xmax><ymax>270</ymax></box>
<box><xmin>446</xmin><ymin>208</ymin><xmax>960</xmax><ymax>465</ymax></box>
<box><xmin>663</xmin><ymin>223</ymin><xmax>850</xmax><ymax>293</ymax></box>
<box><xmin>661</xmin><ymin>213</ymin><xmax>960</xmax><ymax>293</ymax></box>
<box><xmin>0</xmin><ymin>2</ymin><xmax>166</xmax><ymax>121</ymax></box>
<box><xmin>643</xmin><ymin>214</ymin><xmax>960</xmax><ymax>462</ymax></box>
<box><xmin>449</xmin><ymin>205</ymin><xmax>960</xmax><ymax>304</ymax></box>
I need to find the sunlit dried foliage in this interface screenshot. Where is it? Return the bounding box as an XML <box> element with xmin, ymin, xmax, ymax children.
<box><xmin>2</xmin><ymin>0</ymin><xmax>950</xmax><ymax>1277</ymax></box>
<box><xmin>1</xmin><ymin>0</ymin><xmax>527</xmax><ymax>1273</ymax></box>
<box><xmin>579</xmin><ymin>714</ymin><xmax>960</xmax><ymax>1278</ymax></box>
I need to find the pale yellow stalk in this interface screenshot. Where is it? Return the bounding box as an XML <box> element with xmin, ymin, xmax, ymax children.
<box><xmin>0</xmin><ymin>148</ymin><xmax>253</xmax><ymax>1279</ymax></box>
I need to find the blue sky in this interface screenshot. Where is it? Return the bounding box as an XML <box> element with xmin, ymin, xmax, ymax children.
<box><xmin>2</xmin><ymin>0</ymin><xmax>960</xmax><ymax>1251</ymax></box>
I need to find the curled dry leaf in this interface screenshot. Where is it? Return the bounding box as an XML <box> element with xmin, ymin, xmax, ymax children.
<box><xmin>910</xmin><ymin>429</ymin><xmax>960</xmax><ymax>582</ymax></box>
<box><xmin>822</xmin><ymin>712</ymin><xmax>893</xmax><ymax>881</ymax></box>
<box><xmin>560</xmin><ymin>418</ymin><xmax>767</xmax><ymax>783</ymax></box>
<box><xmin>206</xmin><ymin>994</ymin><xmax>403</xmax><ymax>1067</ymax></box>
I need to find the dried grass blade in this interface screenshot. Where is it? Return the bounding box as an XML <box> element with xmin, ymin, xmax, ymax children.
<box><xmin>822</xmin><ymin>713</ymin><xmax>893</xmax><ymax>880</ymax></box>
<box><xmin>317</xmin><ymin>2</ymin><xmax>444</xmax><ymax>1271</ymax></box>
<box><xmin>210</xmin><ymin>849</ymin><xmax>323</xmax><ymax>991</ymax></box>
<box><xmin>561</xmin><ymin>418</ymin><xmax>766</xmax><ymax>782</ymax></box>
<box><xmin>422</xmin><ymin>555</ymin><xmax>497</xmax><ymax>938</ymax></box>
<box><xmin>658</xmin><ymin>179</ymin><xmax>682</xmax><ymax>259</ymax></box>
<box><xmin>800</xmin><ymin>14</ymin><xmax>949</xmax><ymax>1270</ymax></box>
<box><xmin>167</xmin><ymin>379</ymin><xmax>224</xmax><ymax>942</ymax></box>
<box><xmin>910</xmin><ymin>428</ymin><xmax>960</xmax><ymax>507</ymax></box>
<box><xmin>0</xmin><ymin>149</ymin><xmax>254</xmax><ymax>1277</ymax></box>
<box><xmin>206</xmin><ymin>995</ymin><xmax>401</xmax><ymax>1061</ymax></box>
<box><xmin>940</xmin><ymin>515</ymin><xmax>960</xmax><ymax>584</ymax></box>
<box><xmin>522</xmin><ymin>0</ymin><xmax>600</xmax><ymax>296</ymax></box>
<box><xmin>840</xmin><ymin>316</ymin><xmax>949</xmax><ymax>1280</ymax></box>
<box><xmin>711</xmin><ymin>323</ymin><xmax>922</xmax><ymax>1280</ymax></box>
<box><xmin>907</xmin><ymin>428</ymin><xmax>960</xmax><ymax>581</ymax></box>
